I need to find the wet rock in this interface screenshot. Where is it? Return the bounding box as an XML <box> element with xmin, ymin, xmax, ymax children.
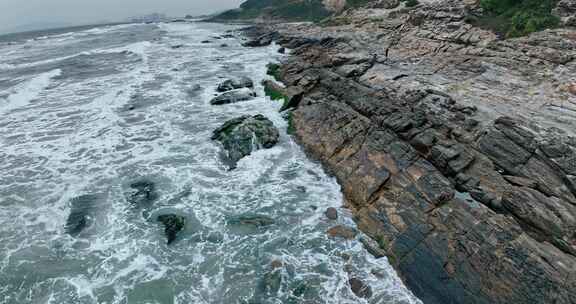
<box><xmin>157</xmin><ymin>214</ymin><xmax>186</xmax><ymax>245</ymax></box>
<box><xmin>209</xmin><ymin>88</ymin><xmax>257</xmax><ymax>105</ymax></box>
<box><xmin>242</xmin><ymin>35</ymin><xmax>272</xmax><ymax>47</ymax></box>
<box><xmin>65</xmin><ymin>194</ymin><xmax>98</xmax><ymax>236</ymax></box>
<box><xmin>186</xmin><ymin>84</ymin><xmax>203</xmax><ymax>98</ymax></box>
<box><xmin>216</xmin><ymin>77</ymin><xmax>254</xmax><ymax>92</ymax></box>
<box><xmin>360</xmin><ymin>237</ymin><xmax>387</xmax><ymax>258</ymax></box>
<box><xmin>270</xmin><ymin>260</ymin><xmax>283</xmax><ymax>269</ymax></box>
<box><xmin>348</xmin><ymin>277</ymin><xmax>372</xmax><ymax>299</ymax></box>
<box><xmin>371</xmin><ymin>0</ymin><xmax>400</xmax><ymax>9</ymax></box>
<box><xmin>201</xmin><ymin>40</ymin><xmax>211</xmax><ymax>43</ymax></box>
<box><xmin>327</xmin><ymin>225</ymin><xmax>357</xmax><ymax>239</ymax></box>
<box><xmin>127</xmin><ymin>180</ymin><xmax>158</xmax><ymax>208</ymax></box>
<box><xmin>325</xmin><ymin>207</ymin><xmax>338</xmax><ymax>220</ymax></box>
<box><xmin>278</xmin><ymin>47</ymin><xmax>286</xmax><ymax>54</ymax></box>
<box><xmin>211</xmin><ymin>114</ymin><xmax>279</xmax><ymax>168</ymax></box>
<box><xmin>261</xmin><ymin>269</ymin><xmax>282</xmax><ymax>295</ymax></box>
<box><xmin>263</xmin><ymin>7</ymin><xmax>576</xmax><ymax>302</ymax></box>
<box><xmin>227</xmin><ymin>214</ymin><xmax>275</xmax><ymax>227</ymax></box>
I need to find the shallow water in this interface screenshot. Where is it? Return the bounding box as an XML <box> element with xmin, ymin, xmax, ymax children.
<box><xmin>0</xmin><ymin>22</ymin><xmax>421</xmax><ymax>304</ymax></box>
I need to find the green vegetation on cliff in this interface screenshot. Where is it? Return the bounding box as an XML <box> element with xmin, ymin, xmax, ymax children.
<box><xmin>215</xmin><ymin>0</ymin><xmax>331</xmax><ymax>21</ymax></box>
<box><xmin>473</xmin><ymin>0</ymin><xmax>560</xmax><ymax>37</ymax></box>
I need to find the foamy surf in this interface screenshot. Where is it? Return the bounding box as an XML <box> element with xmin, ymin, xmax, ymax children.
<box><xmin>0</xmin><ymin>22</ymin><xmax>421</xmax><ymax>304</ymax></box>
<box><xmin>1</xmin><ymin>68</ymin><xmax>61</xmax><ymax>114</ymax></box>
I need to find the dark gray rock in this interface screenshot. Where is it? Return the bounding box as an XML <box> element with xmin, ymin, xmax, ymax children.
<box><xmin>348</xmin><ymin>277</ymin><xmax>372</xmax><ymax>299</ymax></box>
<box><xmin>212</xmin><ymin>114</ymin><xmax>280</xmax><ymax>168</ymax></box>
<box><xmin>127</xmin><ymin>180</ymin><xmax>158</xmax><ymax>208</ymax></box>
<box><xmin>217</xmin><ymin>77</ymin><xmax>254</xmax><ymax>92</ymax></box>
<box><xmin>65</xmin><ymin>194</ymin><xmax>98</xmax><ymax>236</ymax></box>
<box><xmin>227</xmin><ymin>214</ymin><xmax>275</xmax><ymax>227</ymax></box>
<box><xmin>157</xmin><ymin>214</ymin><xmax>186</xmax><ymax>245</ymax></box>
<box><xmin>242</xmin><ymin>35</ymin><xmax>272</xmax><ymax>47</ymax></box>
<box><xmin>325</xmin><ymin>207</ymin><xmax>338</xmax><ymax>220</ymax></box>
<box><xmin>210</xmin><ymin>88</ymin><xmax>257</xmax><ymax>105</ymax></box>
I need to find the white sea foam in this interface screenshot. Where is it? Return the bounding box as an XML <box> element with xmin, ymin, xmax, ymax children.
<box><xmin>0</xmin><ymin>22</ymin><xmax>422</xmax><ymax>304</ymax></box>
<box><xmin>1</xmin><ymin>69</ymin><xmax>61</xmax><ymax>114</ymax></box>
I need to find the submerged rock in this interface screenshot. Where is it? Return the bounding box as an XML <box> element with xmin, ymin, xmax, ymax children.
<box><xmin>327</xmin><ymin>225</ymin><xmax>357</xmax><ymax>240</ymax></box>
<box><xmin>127</xmin><ymin>180</ymin><xmax>159</xmax><ymax>208</ymax></box>
<box><xmin>325</xmin><ymin>207</ymin><xmax>338</xmax><ymax>220</ymax></box>
<box><xmin>242</xmin><ymin>36</ymin><xmax>272</xmax><ymax>47</ymax></box>
<box><xmin>211</xmin><ymin>114</ymin><xmax>279</xmax><ymax>168</ymax></box>
<box><xmin>210</xmin><ymin>88</ymin><xmax>257</xmax><ymax>105</ymax></box>
<box><xmin>157</xmin><ymin>214</ymin><xmax>186</xmax><ymax>245</ymax></box>
<box><xmin>65</xmin><ymin>194</ymin><xmax>98</xmax><ymax>236</ymax></box>
<box><xmin>261</xmin><ymin>268</ymin><xmax>282</xmax><ymax>295</ymax></box>
<box><xmin>227</xmin><ymin>214</ymin><xmax>275</xmax><ymax>227</ymax></box>
<box><xmin>348</xmin><ymin>278</ymin><xmax>372</xmax><ymax>299</ymax></box>
<box><xmin>217</xmin><ymin>77</ymin><xmax>254</xmax><ymax>92</ymax></box>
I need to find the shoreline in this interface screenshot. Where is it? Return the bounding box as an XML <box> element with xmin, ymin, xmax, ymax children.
<box><xmin>237</xmin><ymin>5</ymin><xmax>576</xmax><ymax>302</ymax></box>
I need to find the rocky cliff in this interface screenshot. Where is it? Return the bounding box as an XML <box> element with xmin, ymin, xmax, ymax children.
<box><xmin>239</xmin><ymin>0</ymin><xmax>576</xmax><ymax>303</ymax></box>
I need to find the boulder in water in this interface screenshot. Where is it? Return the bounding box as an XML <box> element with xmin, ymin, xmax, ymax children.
<box><xmin>216</xmin><ymin>77</ymin><xmax>254</xmax><ymax>92</ymax></box>
<box><xmin>325</xmin><ymin>207</ymin><xmax>338</xmax><ymax>220</ymax></box>
<box><xmin>327</xmin><ymin>225</ymin><xmax>357</xmax><ymax>240</ymax></box>
<box><xmin>157</xmin><ymin>214</ymin><xmax>186</xmax><ymax>245</ymax></box>
<box><xmin>210</xmin><ymin>88</ymin><xmax>257</xmax><ymax>105</ymax></box>
<box><xmin>211</xmin><ymin>114</ymin><xmax>279</xmax><ymax>168</ymax></box>
<box><xmin>127</xmin><ymin>180</ymin><xmax>159</xmax><ymax>208</ymax></box>
<box><xmin>65</xmin><ymin>194</ymin><xmax>98</xmax><ymax>236</ymax></box>
<box><xmin>348</xmin><ymin>277</ymin><xmax>372</xmax><ymax>299</ymax></box>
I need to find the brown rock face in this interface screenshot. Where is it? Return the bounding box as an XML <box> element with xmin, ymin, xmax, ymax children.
<box><xmin>325</xmin><ymin>207</ymin><xmax>338</xmax><ymax>220</ymax></box>
<box><xmin>254</xmin><ymin>2</ymin><xmax>576</xmax><ymax>300</ymax></box>
<box><xmin>327</xmin><ymin>225</ymin><xmax>358</xmax><ymax>239</ymax></box>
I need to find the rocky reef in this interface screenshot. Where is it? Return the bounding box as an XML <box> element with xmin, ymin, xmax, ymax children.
<box><xmin>239</xmin><ymin>0</ymin><xmax>576</xmax><ymax>302</ymax></box>
<box><xmin>212</xmin><ymin>114</ymin><xmax>280</xmax><ymax>169</ymax></box>
<box><xmin>65</xmin><ymin>194</ymin><xmax>99</xmax><ymax>236</ymax></box>
<box><xmin>157</xmin><ymin>214</ymin><xmax>186</xmax><ymax>245</ymax></box>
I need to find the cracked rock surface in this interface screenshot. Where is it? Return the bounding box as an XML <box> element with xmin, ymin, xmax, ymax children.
<box><xmin>245</xmin><ymin>0</ymin><xmax>576</xmax><ymax>303</ymax></box>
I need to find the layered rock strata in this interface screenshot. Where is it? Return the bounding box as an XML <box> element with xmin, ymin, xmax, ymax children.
<box><xmin>244</xmin><ymin>1</ymin><xmax>576</xmax><ymax>302</ymax></box>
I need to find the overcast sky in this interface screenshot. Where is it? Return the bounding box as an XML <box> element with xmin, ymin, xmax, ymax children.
<box><xmin>0</xmin><ymin>0</ymin><xmax>243</xmax><ymax>32</ymax></box>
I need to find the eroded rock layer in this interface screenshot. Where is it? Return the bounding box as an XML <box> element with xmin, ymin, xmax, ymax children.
<box><xmin>247</xmin><ymin>0</ymin><xmax>576</xmax><ymax>302</ymax></box>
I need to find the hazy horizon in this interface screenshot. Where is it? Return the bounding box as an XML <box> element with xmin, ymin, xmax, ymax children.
<box><xmin>0</xmin><ymin>0</ymin><xmax>243</xmax><ymax>33</ymax></box>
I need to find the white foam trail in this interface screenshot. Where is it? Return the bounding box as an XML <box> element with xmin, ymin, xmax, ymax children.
<box><xmin>90</xmin><ymin>41</ymin><xmax>152</xmax><ymax>64</ymax></box>
<box><xmin>0</xmin><ymin>63</ymin><xmax>15</xmax><ymax>70</ymax></box>
<box><xmin>1</xmin><ymin>69</ymin><xmax>61</xmax><ymax>114</ymax></box>
<box><xmin>0</xmin><ymin>41</ymin><xmax>151</xmax><ymax>72</ymax></box>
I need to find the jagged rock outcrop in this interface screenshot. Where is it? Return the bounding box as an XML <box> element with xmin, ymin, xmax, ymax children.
<box><xmin>245</xmin><ymin>0</ymin><xmax>576</xmax><ymax>302</ymax></box>
<box><xmin>157</xmin><ymin>214</ymin><xmax>186</xmax><ymax>245</ymax></box>
<box><xmin>212</xmin><ymin>115</ymin><xmax>280</xmax><ymax>169</ymax></box>
<box><xmin>65</xmin><ymin>194</ymin><xmax>99</xmax><ymax>236</ymax></box>
<box><xmin>555</xmin><ymin>0</ymin><xmax>576</xmax><ymax>26</ymax></box>
<box><xmin>217</xmin><ymin>77</ymin><xmax>254</xmax><ymax>92</ymax></box>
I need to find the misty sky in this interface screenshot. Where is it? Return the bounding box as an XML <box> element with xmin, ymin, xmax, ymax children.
<box><xmin>0</xmin><ymin>0</ymin><xmax>243</xmax><ymax>32</ymax></box>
